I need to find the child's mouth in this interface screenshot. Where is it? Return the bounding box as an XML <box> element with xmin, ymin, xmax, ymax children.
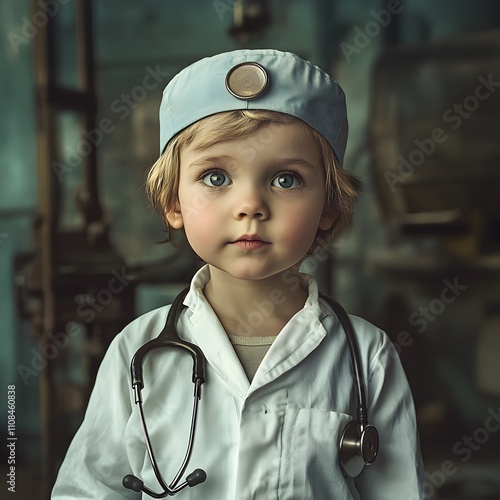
<box><xmin>230</xmin><ymin>234</ymin><xmax>270</xmax><ymax>250</ymax></box>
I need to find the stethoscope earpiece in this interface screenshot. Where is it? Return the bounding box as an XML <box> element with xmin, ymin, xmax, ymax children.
<box><xmin>339</xmin><ymin>421</ymin><xmax>379</xmax><ymax>478</ymax></box>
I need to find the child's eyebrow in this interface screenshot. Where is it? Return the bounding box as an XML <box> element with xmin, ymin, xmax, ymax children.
<box><xmin>269</xmin><ymin>158</ymin><xmax>317</xmax><ymax>170</ymax></box>
<box><xmin>188</xmin><ymin>155</ymin><xmax>234</xmax><ymax>169</ymax></box>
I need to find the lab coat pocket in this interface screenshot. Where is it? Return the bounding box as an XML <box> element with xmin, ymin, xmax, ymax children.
<box><xmin>279</xmin><ymin>407</ymin><xmax>355</xmax><ymax>500</ymax></box>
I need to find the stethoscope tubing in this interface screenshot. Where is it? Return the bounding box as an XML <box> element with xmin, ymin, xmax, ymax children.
<box><xmin>320</xmin><ymin>295</ymin><xmax>369</xmax><ymax>428</ymax></box>
<box><xmin>135</xmin><ymin>386</ymin><xmax>201</xmax><ymax>496</ymax></box>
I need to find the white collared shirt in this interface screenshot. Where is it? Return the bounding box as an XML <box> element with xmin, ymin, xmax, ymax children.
<box><xmin>52</xmin><ymin>265</ymin><xmax>427</xmax><ymax>499</ymax></box>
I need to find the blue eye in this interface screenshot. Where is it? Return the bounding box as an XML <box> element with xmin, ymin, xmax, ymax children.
<box><xmin>272</xmin><ymin>173</ymin><xmax>301</xmax><ymax>189</ymax></box>
<box><xmin>202</xmin><ymin>171</ymin><xmax>231</xmax><ymax>187</ymax></box>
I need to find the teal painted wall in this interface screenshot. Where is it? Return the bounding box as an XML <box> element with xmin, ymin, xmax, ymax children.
<box><xmin>0</xmin><ymin>0</ymin><xmax>40</xmax><ymax>462</ymax></box>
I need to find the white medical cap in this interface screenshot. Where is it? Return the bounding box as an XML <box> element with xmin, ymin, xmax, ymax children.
<box><xmin>159</xmin><ymin>49</ymin><xmax>348</xmax><ymax>166</ymax></box>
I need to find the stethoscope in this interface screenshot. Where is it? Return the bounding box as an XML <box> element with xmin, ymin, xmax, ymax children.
<box><xmin>123</xmin><ymin>288</ymin><xmax>379</xmax><ymax>497</ymax></box>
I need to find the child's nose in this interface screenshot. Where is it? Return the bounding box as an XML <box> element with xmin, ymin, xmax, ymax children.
<box><xmin>233</xmin><ymin>189</ymin><xmax>269</xmax><ymax>221</ymax></box>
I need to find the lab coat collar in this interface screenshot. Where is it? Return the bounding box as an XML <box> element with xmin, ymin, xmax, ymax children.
<box><xmin>182</xmin><ymin>265</ymin><xmax>330</xmax><ymax>400</ymax></box>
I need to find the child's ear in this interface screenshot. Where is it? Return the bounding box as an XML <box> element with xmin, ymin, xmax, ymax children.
<box><xmin>318</xmin><ymin>209</ymin><xmax>338</xmax><ymax>231</ymax></box>
<box><xmin>165</xmin><ymin>202</ymin><xmax>184</xmax><ymax>229</ymax></box>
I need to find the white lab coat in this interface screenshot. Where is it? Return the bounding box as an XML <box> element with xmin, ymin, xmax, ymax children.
<box><xmin>52</xmin><ymin>265</ymin><xmax>427</xmax><ymax>499</ymax></box>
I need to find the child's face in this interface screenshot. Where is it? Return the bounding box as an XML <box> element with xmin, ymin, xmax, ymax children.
<box><xmin>167</xmin><ymin>120</ymin><xmax>336</xmax><ymax>281</ymax></box>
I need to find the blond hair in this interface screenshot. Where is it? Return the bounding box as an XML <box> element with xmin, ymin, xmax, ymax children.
<box><xmin>146</xmin><ymin>110</ymin><xmax>361</xmax><ymax>255</ymax></box>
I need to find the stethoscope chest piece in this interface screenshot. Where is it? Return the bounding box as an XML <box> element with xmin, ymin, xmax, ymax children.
<box><xmin>339</xmin><ymin>421</ymin><xmax>379</xmax><ymax>478</ymax></box>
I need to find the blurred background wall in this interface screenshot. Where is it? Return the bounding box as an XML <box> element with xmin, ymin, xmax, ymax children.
<box><xmin>1</xmin><ymin>0</ymin><xmax>500</xmax><ymax>498</ymax></box>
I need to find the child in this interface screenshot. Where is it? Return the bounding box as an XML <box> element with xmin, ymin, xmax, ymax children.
<box><xmin>52</xmin><ymin>49</ymin><xmax>426</xmax><ymax>499</ymax></box>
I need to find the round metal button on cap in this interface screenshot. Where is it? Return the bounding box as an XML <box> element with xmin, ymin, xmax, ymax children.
<box><xmin>225</xmin><ymin>62</ymin><xmax>269</xmax><ymax>100</ymax></box>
